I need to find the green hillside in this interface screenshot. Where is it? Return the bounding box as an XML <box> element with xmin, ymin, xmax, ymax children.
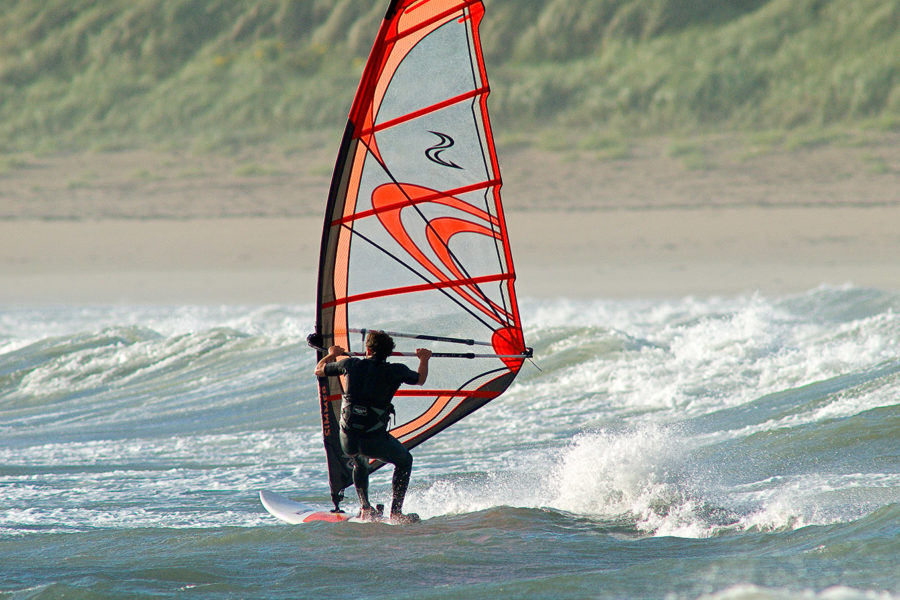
<box><xmin>1</xmin><ymin>0</ymin><xmax>899</xmax><ymax>154</ymax></box>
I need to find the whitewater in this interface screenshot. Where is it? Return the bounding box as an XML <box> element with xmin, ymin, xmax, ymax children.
<box><xmin>1</xmin><ymin>286</ymin><xmax>898</xmax><ymax>599</ymax></box>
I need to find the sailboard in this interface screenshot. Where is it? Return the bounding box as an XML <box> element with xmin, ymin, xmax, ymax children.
<box><xmin>259</xmin><ymin>491</ymin><xmax>396</xmax><ymax>525</ymax></box>
<box><xmin>309</xmin><ymin>0</ymin><xmax>530</xmax><ymax>514</ymax></box>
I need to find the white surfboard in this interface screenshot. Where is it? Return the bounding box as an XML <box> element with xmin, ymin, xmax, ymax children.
<box><xmin>259</xmin><ymin>490</ymin><xmax>358</xmax><ymax>524</ymax></box>
<box><xmin>259</xmin><ymin>490</ymin><xmax>403</xmax><ymax>525</ymax></box>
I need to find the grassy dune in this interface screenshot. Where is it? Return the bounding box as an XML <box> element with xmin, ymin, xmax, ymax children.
<box><xmin>1</xmin><ymin>0</ymin><xmax>899</xmax><ymax>154</ymax></box>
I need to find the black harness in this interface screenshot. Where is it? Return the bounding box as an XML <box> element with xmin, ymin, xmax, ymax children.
<box><xmin>340</xmin><ymin>400</ymin><xmax>395</xmax><ymax>436</ymax></box>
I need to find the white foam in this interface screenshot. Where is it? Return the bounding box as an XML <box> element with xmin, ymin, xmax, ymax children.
<box><xmin>697</xmin><ymin>584</ymin><xmax>899</xmax><ymax>600</ymax></box>
<box><xmin>409</xmin><ymin>420</ymin><xmax>900</xmax><ymax>538</ymax></box>
<box><xmin>539</xmin><ymin>426</ymin><xmax>732</xmax><ymax>537</ymax></box>
<box><xmin>733</xmin><ymin>471</ymin><xmax>900</xmax><ymax>533</ymax></box>
<box><xmin>516</xmin><ymin>291</ymin><xmax>900</xmax><ymax>428</ymax></box>
<box><xmin>409</xmin><ymin>425</ymin><xmax>723</xmax><ymax>537</ymax></box>
<box><xmin>3</xmin><ymin>291</ymin><xmax>898</xmax><ymax>536</ymax></box>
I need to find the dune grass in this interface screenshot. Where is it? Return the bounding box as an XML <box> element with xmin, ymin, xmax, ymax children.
<box><xmin>0</xmin><ymin>0</ymin><xmax>898</xmax><ymax>155</ymax></box>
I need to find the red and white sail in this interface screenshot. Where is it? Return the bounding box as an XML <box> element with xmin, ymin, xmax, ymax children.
<box><xmin>314</xmin><ymin>0</ymin><xmax>529</xmax><ymax>510</ymax></box>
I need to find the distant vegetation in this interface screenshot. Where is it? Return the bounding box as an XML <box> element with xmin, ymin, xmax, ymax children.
<box><xmin>1</xmin><ymin>0</ymin><xmax>898</xmax><ymax>154</ymax></box>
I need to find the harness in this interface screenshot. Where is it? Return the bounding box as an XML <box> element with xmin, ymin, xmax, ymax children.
<box><xmin>340</xmin><ymin>399</ymin><xmax>395</xmax><ymax>436</ymax></box>
<box><xmin>333</xmin><ymin>356</ymin><xmax>410</xmax><ymax>437</ymax></box>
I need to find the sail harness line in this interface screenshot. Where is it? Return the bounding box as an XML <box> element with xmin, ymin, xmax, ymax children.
<box><xmin>337</xmin><ymin>351</ymin><xmax>527</xmax><ymax>359</ymax></box>
<box><xmin>311</xmin><ymin>348</ymin><xmax>530</xmax><ymax>360</ymax></box>
<box><xmin>307</xmin><ymin>333</ymin><xmax>531</xmax><ymax>360</ymax></box>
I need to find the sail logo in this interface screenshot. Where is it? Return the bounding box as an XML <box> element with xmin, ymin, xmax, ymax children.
<box><xmin>425</xmin><ymin>131</ymin><xmax>463</xmax><ymax>169</ymax></box>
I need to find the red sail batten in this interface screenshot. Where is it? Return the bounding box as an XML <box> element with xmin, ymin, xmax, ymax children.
<box><xmin>360</xmin><ymin>86</ymin><xmax>489</xmax><ymax>136</ymax></box>
<box><xmin>322</xmin><ymin>273</ymin><xmax>513</xmax><ymax>309</ymax></box>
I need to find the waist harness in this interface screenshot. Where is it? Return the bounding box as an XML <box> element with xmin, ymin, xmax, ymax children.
<box><xmin>340</xmin><ymin>400</ymin><xmax>395</xmax><ymax>436</ymax></box>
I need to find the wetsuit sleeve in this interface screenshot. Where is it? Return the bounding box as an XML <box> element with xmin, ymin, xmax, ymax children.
<box><xmin>323</xmin><ymin>357</ymin><xmax>354</xmax><ymax>377</ymax></box>
<box><xmin>393</xmin><ymin>363</ymin><xmax>419</xmax><ymax>385</ymax></box>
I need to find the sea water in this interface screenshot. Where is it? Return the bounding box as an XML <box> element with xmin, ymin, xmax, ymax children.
<box><xmin>1</xmin><ymin>286</ymin><xmax>898</xmax><ymax>599</ymax></box>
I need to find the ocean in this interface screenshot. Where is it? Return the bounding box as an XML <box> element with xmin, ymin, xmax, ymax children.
<box><xmin>1</xmin><ymin>286</ymin><xmax>898</xmax><ymax>599</ymax></box>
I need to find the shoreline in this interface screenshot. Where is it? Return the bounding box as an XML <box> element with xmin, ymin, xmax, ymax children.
<box><xmin>2</xmin><ymin>204</ymin><xmax>898</xmax><ymax>305</ymax></box>
<box><xmin>1</xmin><ymin>139</ymin><xmax>898</xmax><ymax>305</ymax></box>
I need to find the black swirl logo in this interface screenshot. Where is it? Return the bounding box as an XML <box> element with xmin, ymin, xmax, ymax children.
<box><xmin>425</xmin><ymin>131</ymin><xmax>463</xmax><ymax>169</ymax></box>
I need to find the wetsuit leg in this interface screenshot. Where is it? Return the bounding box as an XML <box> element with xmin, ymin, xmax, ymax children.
<box><xmin>340</xmin><ymin>428</ymin><xmax>372</xmax><ymax>509</ymax></box>
<box><xmin>359</xmin><ymin>433</ymin><xmax>413</xmax><ymax>515</ymax></box>
<box><xmin>350</xmin><ymin>454</ymin><xmax>370</xmax><ymax>508</ymax></box>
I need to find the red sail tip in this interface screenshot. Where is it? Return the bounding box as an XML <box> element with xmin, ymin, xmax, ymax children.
<box><xmin>492</xmin><ymin>326</ymin><xmax>526</xmax><ymax>370</ymax></box>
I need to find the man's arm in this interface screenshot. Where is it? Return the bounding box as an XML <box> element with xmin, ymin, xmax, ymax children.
<box><xmin>413</xmin><ymin>348</ymin><xmax>432</xmax><ymax>385</ymax></box>
<box><xmin>314</xmin><ymin>345</ymin><xmax>347</xmax><ymax>377</ymax></box>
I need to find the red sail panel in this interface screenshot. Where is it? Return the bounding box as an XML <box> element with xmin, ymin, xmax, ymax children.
<box><xmin>314</xmin><ymin>0</ymin><xmax>527</xmax><ymax>510</ymax></box>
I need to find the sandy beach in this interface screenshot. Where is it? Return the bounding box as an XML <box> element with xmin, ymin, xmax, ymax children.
<box><xmin>2</xmin><ymin>136</ymin><xmax>898</xmax><ymax>305</ymax></box>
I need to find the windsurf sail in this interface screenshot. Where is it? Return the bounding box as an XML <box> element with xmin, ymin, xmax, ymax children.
<box><xmin>313</xmin><ymin>0</ymin><xmax>530</xmax><ymax>512</ymax></box>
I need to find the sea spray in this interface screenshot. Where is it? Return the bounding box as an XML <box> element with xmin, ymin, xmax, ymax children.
<box><xmin>542</xmin><ymin>425</ymin><xmax>737</xmax><ymax>538</ymax></box>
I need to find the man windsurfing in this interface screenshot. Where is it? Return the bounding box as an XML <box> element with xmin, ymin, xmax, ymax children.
<box><xmin>314</xmin><ymin>330</ymin><xmax>431</xmax><ymax>524</ymax></box>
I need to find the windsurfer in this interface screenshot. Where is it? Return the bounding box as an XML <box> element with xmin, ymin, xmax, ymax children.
<box><xmin>314</xmin><ymin>330</ymin><xmax>431</xmax><ymax>524</ymax></box>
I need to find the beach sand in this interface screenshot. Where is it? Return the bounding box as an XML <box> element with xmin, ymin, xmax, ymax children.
<box><xmin>2</xmin><ymin>136</ymin><xmax>898</xmax><ymax>305</ymax></box>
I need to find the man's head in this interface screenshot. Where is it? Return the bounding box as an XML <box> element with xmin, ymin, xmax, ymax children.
<box><xmin>365</xmin><ymin>330</ymin><xmax>395</xmax><ymax>361</ymax></box>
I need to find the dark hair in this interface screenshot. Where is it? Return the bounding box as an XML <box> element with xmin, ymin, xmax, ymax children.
<box><xmin>365</xmin><ymin>330</ymin><xmax>394</xmax><ymax>361</ymax></box>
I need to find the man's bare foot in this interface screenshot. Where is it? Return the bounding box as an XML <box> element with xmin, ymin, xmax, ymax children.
<box><xmin>358</xmin><ymin>506</ymin><xmax>380</xmax><ymax>521</ymax></box>
<box><xmin>390</xmin><ymin>511</ymin><xmax>420</xmax><ymax>524</ymax></box>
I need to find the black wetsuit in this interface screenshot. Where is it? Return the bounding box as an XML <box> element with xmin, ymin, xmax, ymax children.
<box><xmin>324</xmin><ymin>356</ymin><xmax>418</xmax><ymax>515</ymax></box>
